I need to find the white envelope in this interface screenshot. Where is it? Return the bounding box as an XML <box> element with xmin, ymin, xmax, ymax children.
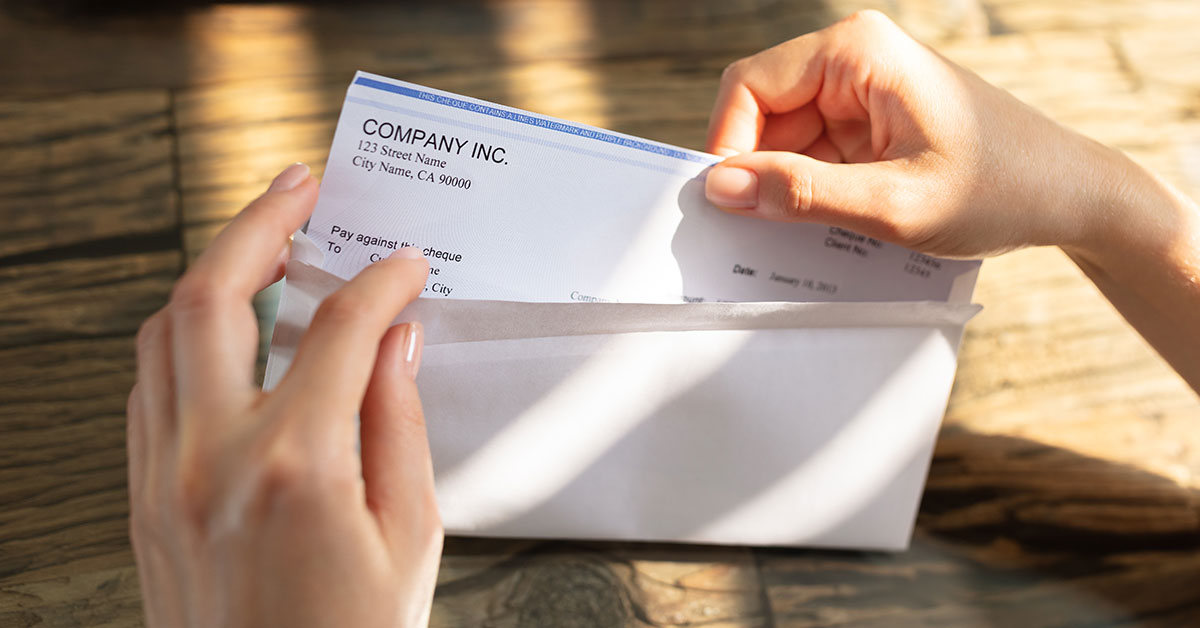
<box><xmin>266</xmin><ymin>232</ymin><xmax>980</xmax><ymax>550</ymax></box>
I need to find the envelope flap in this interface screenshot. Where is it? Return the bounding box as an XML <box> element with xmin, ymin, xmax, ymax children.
<box><xmin>406</xmin><ymin>298</ymin><xmax>982</xmax><ymax>344</ymax></box>
<box><xmin>280</xmin><ymin>254</ymin><xmax>981</xmax><ymax>347</ymax></box>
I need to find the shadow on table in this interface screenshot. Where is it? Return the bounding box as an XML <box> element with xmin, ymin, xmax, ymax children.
<box><xmin>434</xmin><ymin>428</ymin><xmax>1200</xmax><ymax>627</ymax></box>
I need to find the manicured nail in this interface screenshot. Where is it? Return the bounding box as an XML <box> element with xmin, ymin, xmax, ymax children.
<box><xmin>401</xmin><ymin>322</ymin><xmax>424</xmax><ymax>379</ymax></box>
<box><xmin>267</xmin><ymin>163</ymin><xmax>310</xmax><ymax>193</ymax></box>
<box><xmin>706</xmin><ymin>166</ymin><xmax>758</xmax><ymax>209</ymax></box>
<box><xmin>389</xmin><ymin>246</ymin><xmax>425</xmax><ymax>260</ymax></box>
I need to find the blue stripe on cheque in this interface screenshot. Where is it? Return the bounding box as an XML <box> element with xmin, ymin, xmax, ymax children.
<box><xmin>353</xmin><ymin>76</ymin><xmax>710</xmax><ymax>164</ymax></box>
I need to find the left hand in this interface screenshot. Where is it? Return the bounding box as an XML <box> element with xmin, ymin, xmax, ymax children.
<box><xmin>126</xmin><ymin>163</ymin><xmax>442</xmax><ymax>628</ymax></box>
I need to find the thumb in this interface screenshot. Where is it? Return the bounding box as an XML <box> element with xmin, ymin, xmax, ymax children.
<box><xmin>705</xmin><ymin>151</ymin><xmax>915</xmax><ymax>243</ymax></box>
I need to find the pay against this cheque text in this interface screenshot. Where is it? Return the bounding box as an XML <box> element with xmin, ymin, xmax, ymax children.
<box><xmin>324</xmin><ymin>224</ymin><xmax>465</xmax><ymax>298</ymax></box>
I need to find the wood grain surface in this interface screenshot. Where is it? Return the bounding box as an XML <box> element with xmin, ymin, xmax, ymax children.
<box><xmin>1</xmin><ymin>0</ymin><xmax>1198</xmax><ymax>626</ymax></box>
<box><xmin>0</xmin><ymin>90</ymin><xmax>177</xmax><ymax>259</ymax></box>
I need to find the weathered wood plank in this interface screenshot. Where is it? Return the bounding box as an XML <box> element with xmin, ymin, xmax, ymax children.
<box><xmin>0</xmin><ymin>565</ymin><xmax>142</xmax><ymax>628</ymax></box>
<box><xmin>0</xmin><ymin>334</ymin><xmax>139</xmax><ymax>585</ymax></box>
<box><xmin>0</xmin><ymin>90</ymin><xmax>176</xmax><ymax>259</ymax></box>
<box><xmin>941</xmin><ymin>29</ymin><xmax>1200</xmax><ymax>199</ymax></box>
<box><xmin>760</xmin><ymin>430</ymin><xmax>1200</xmax><ymax>626</ymax></box>
<box><xmin>0</xmin><ymin>0</ymin><xmax>990</xmax><ymax>95</ymax></box>
<box><xmin>936</xmin><ymin>30</ymin><xmax>1200</xmax><ymax>486</ymax></box>
<box><xmin>0</xmin><ymin>251</ymin><xmax>172</xmax><ymax>584</ymax></box>
<box><xmin>950</xmin><ymin>247</ymin><xmax>1200</xmax><ymax>486</ymax></box>
<box><xmin>0</xmin><ymin>65</ymin><xmax>176</xmax><ymax>628</ymax></box>
<box><xmin>433</xmin><ymin>538</ymin><xmax>768</xmax><ymax>627</ymax></box>
<box><xmin>0</xmin><ymin>252</ymin><xmax>174</xmax><ymax>605</ymax></box>
<box><xmin>0</xmin><ymin>252</ymin><xmax>177</xmax><ymax>351</ymax></box>
<box><xmin>980</xmin><ymin>0</ymin><xmax>1200</xmax><ymax>38</ymax></box>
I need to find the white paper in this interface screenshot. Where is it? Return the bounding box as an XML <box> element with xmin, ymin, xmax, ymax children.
<box><xmin>304</xmin><ymin>71</ymin><xmax>979</xmax><ymax>305</ymax></box>
<box><xmin>265</xmin><ymin>73</ymin><xmax>984</xmax><ymax>550</ymax></box>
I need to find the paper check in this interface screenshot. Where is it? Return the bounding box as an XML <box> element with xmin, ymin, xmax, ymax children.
<box><xmin>306</xmin><ymin>71</ymin><xmax>979</xmax><ymax>303</ymax></box>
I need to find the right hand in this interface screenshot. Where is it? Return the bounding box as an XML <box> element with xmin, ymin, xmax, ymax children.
<box><xmin>704</xmin><ymin>10</ymin><xmax>1139</xmax><ymax>260</ymax></box>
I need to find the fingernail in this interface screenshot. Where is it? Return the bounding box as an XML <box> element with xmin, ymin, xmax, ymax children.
<box><xmin>268</xmin><ymin>163</ymin><xmax>310</xmax><ymax>193</ymax></box>
<box><xmin>389</xmin><ymin>246</ymin><xmax>425</xmax><ymax>260</ymax></box>
<box><xmin>706</xmin><ymin>166</ymin><xmax>758</xmax><ymax>209</ymax></box>
<box><xmin>401</xmin><ymin>322</ymin><xmax>424</xmax><ymax>379</ymax></box>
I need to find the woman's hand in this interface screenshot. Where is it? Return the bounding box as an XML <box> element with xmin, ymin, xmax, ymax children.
<box><xmin>705</xmin><ymin>11</ymin><xmax>1200</xmax><ymax>390</ymax></box>
<box><xmin>127</xmin><ymin>163</ymin><xmax>443</xmax><ymax>627</ymax></box>
<box><xmin>703</xmin><ymin>10</ymin><xmax>1138</xmax><ymax>260</ymax></box>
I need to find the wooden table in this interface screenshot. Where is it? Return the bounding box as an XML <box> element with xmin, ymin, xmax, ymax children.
<box><xmin>2</xmin><ymin>1</ymin><xmax>1198</xmax><ymax>625</ymax></box>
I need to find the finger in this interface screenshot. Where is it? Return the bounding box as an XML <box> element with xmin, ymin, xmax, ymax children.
<box><xmin>126</xmin><ymin>385</ymin><xmax>146</xmax><ymax>504</ymax></box>
<box><xmin>823</xmin><ymin>118</ymin><xmax>876</xmax><ymax>163</ymax></box>
<box><xmin>705</xmin><ymin>151</ymin><xmax>921</xmax><ymax>245</ymax></box>
<box><xmin>185</xmin><ymin>163</ymin><xmax>315</xmax><ymax>299</ymax></box>
<box><xmin>170</xmin><ymin>164</ymin><xmax>317</xmax><ymax>417</ymax></box>
<box><xmin>759</xmin><ymin>102</ymin><xmax>825</xmax><ymax>154</ymax></box>
<box><xmin>706</xmin><ymin>78</ymin><xmax>765</xmax><ymax>157</ymax></box>
<box><xmin>257</xmin><ymin>237</ymin><xmax>293</xmax><ymax>292</ymax></box>
<box><xmin>132</xmin><ymin>309</ymin><xmax>190</xmax><ymax>628</ymax></box>
<box><xmin>360</xmin><ymin>323</ymin><xmax>441</xmax><ymax>555</ymax></box>
<box><xmin>133</xmin><ymin>310</ymin><xmax>173</xmax><ymax>502</ymax></box>
<box><xmin>706</xmin><ymin>32</ymin><xmax>829</xmax><ymax>156</ymax></box>
<box><xmin>803</xmin><ymin>134</ymin><xmax>845</xmax><ymax>164</ymax></box>
<box><xmin>274</xmin><ymin>249</ymin><xmax>429</xmax><ymax>449</ymax></box>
